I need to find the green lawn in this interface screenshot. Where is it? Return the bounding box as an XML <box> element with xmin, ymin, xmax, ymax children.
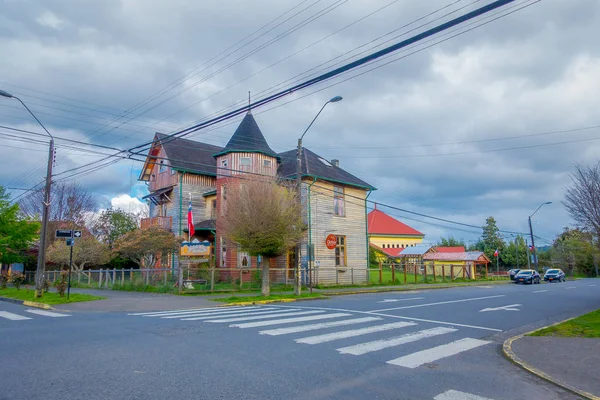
<box><xmin>0</xmin><ymin>287</ymin><xmax>105</xmax><ymax>305</ymax></box>
<box><xmin>213</xmin><ymin>293</ymin><xmax>325</xmax><ymax>303</ymax></box>
<box><xmin>528</xmin><ymin>309</ymin><xmax>600</xmax><ymax>338</ymax></box>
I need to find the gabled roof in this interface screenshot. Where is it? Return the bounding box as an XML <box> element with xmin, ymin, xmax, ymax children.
<box><xmin>367</xmin><ymin>209</ymin><xmax>424</xmax><ymax>236</ymax></box>
<box><xmin>398</xmin><ymin>244</ymin><xmax>433</xmax><ymax>256</ymax></box>
<box><xmin>140</xmin><ymin>133</ymin><xmax>223</xmax><ymax>180</ymax></box>
<box><xmin>370</xmin><ymin>243</ymin><xmax>402</xmax><ymax>258</ymax></box>
<box><xmin>435</xmin><ymin>246</ymin><xmax>466</xmax><ymax>253</ymax></box>
<box><xmin>278</xmin><ymin>147</ymin><xmax>375</xmax><ymax>190</ymax></box>
<box><xmin>423</xmin><ymin>251</ymin><xmax>491</xmax><ymax>263</ymax></box>
<box><xmin>213</xmin><ymin>112</ymin><xmax>279</xmax><ymax>159</ymax></box>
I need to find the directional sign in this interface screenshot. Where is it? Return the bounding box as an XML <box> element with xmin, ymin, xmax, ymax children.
<box><xmin>66</xmin><ymin>239</ymin><xmax>75</xmax><ymax>247</ymax></box>
<box><xmin>73</xmin><ymin>230</ymin><xmax>82</xmax><ymax>238</ymax></box>
<box><xmin>56</xmin><ymin>230</ymin><xmax>72</xmax><ymax>238</ymax></box>
<box><xmin>479</xmin><ymin>304</ymin><xmax>521</xmax><ymax>312</ymax></box>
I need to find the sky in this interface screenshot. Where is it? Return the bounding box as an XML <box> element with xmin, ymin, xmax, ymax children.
<box><xmin>1</xmin><ymin>0</ymin><xmax>599</xmax><ymax>246</ymax></box>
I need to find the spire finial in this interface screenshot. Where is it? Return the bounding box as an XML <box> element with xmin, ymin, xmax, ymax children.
<box><xmin>248</xmin><ymin>91</ymin><xmax>251</xmax><ymax>108</ymax></box>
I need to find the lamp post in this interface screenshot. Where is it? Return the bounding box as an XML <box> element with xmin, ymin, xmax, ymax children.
<box><xmin>295</xmin><ymin>95</ymin><xmax>343</xmax><ymax>295</ymax></box>
<box><xmin>0</xmin><ymin>89</ymin><xmax>54</xmax><ymax>298</ymax></box>
<box><xmin>528</xmin><ymin>201</ymin><xmax>552</xmax><ymax>272</ymax></box>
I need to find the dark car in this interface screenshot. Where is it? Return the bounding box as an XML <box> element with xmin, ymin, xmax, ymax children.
<box><xmin>509</xmin><ymin>269</ymin><xmax>521</xmax><ymax>280</ymax></box>
<box><xmin>514</xmin><ymin>269</ymin><xmax>541</xmax><ymax>284</ymax></box>
<box><xmin>544</xmin><ymin>268</ymin><xmax>566</xmax><ymax>282</ymax></box>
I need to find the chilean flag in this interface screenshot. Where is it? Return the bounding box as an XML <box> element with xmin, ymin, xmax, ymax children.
<box><xmin>529</xmin><ymin>245</ymin><xmax>534</xmax><ymax>253</ymax></box>
<box><xmin>493</xmin><ymin>249</ymin><xmax>499</xmax><ymax>257</ymax></box>
<box><xmin>187</xmin><ymin>201</ymin><xmax>195</xmax><ymax>237</ymax></box>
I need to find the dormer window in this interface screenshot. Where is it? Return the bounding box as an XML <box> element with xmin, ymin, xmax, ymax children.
<box><xmin>240</xmin><ymin>157</ymin><xmax>251</xmax><ymax>171</ymax></box>
<box><xmin>263</xmin><ymin>159</ymin><xmax>272</xmax><ymax>168</ymax></box>
<box><xmin>159</xmin><ymin>160</ymin><xmax>167</xmax><ymax>173</ymax></box>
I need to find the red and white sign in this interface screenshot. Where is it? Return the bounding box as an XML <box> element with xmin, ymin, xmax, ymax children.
<box><xmin>325</xmin><ymin>234</ymin><xmax>337</xmax><ymax>249</ymax></box>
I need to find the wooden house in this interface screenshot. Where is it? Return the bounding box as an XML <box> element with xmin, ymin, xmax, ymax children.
<box><xmin>368</xmin><ymin>208</ymin><xmax>425</xmax><ymax>251</ymax></box>
<box><xmin>139</xmin><ymin>111</ymin><xmax>375</xmax><ymax>285</ymax></box>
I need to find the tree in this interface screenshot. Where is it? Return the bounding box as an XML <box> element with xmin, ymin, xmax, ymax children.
<box><xmin>92</xmin><ymin>208</ymin><xmax>139</xmax><ymax>249</ymax></box>
<box><xmin>19</xmin><ymin>181</ymin><xmax>97</xmax><ymax>226</ymax></box>
<box><xmin>564</xmin><ymin>162</ymin><xmax>600</xmax><ymax>250</ymax></box>
<box><xmin>47</xmin><ymin>236</ymin><xmax>110</xmax><ymax>272</ymax></box>
<box><xmin>546</xmin><ymin>228</ymin><xmax>598</xmax><ymax>277</ymax></box>
<box><xmin>220</xmin><ymin>177</ymin><xmax>304</xmax><ymax>296</ymax></box>
<box><xmin>501</xmin><ymin>236</ymin><xmax>528</xmax><ymax>269</ymax></box>
<box><xmin>437</xmin><ymin>236</ymin><xmax>466</xmax><ymax>248</ymax></box>
<box><xmin>481</xmin><ymin>216</ymin><xmax>505</xmax><ymax>266</ymax></box>
<box><xmin>0</xmin><ymin>186</ymin><xmax>40</xmax><ymax>264</ymax></box>
<box><xmin>113</xmin><ymin>226</ymin><xmax>181</xmax><ymax>269</ymax></box>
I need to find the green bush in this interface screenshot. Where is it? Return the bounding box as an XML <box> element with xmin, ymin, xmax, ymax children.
<box><xmin>9</xmin><ymin>272</ymin><xmax>25</xmax><ymax>290</ymax></box>
<box><xmin>54</xmin><ymin>270</ymin><xmax>68</xmax><ymax>297</ymax></box>
<box><xmin>0</xmin><ymin>272</ymin><xmax>8</xmax><ymax>289</ymax></box>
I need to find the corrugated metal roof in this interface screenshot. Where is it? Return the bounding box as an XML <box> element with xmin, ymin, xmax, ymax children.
<box><xmin>423</xmin><ymin>251</ymin><xmax>490</xmax><ymax>262</ymax></box>
<box><xmin>397</xmin><ymin>245</ymin><xmax>433</xmax><ymax>256</ymax></box>
<box><xmin>435</xmin><ymin>246</ymin><xmax>465</xmax><ymax>253</ymax></box>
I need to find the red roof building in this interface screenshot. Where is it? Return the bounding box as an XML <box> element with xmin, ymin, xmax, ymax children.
<box><xmin>435</xmin><ymin>246</ymin><xmax>466</xmax><ymax>253</ymax></box>
<box><xmin>368</xmin><ymin>208</ymin><xmax>425</xmax><ymax>252</ymax></box>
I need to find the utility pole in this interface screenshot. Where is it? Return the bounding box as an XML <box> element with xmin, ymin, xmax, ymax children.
<box><xmin>0</xmin><ymin>89</ymin><xmax>54</xmax><ymax>298</ymax></box>
<box><xmin>295</xmin><ymin>96</ymin><xmax>342</xmax><ymax>296</ymax></box>
<box><xmin>515</xmin><ymin>236</ymin><xmax>519</xmax><ymax>270</ymax></box>
<box><xmin>526</xmin><ymin>239</ymin><xmax>531</xmax><ymax>269</ymax></box>
<box><xmin>528</xmin><ymin>202</ymin><xmax>551</xmax><ymax>273</ymax></box>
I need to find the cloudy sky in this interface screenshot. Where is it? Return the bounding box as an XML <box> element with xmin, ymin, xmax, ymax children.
<box><xmin>1</xmin><ymin>0</ymin><xmax>599</xmax><ymax>245</ymax></box>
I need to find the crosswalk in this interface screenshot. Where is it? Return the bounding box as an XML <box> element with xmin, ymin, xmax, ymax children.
<box><xmin>0</xmin><ymin>309</ymin><xmax>71</xmax><ymax>321</ymax></box>
<box><xmin>129</xmin><ymin>305</ymin><xmax>491</xmax><ymax>369</ymax></box>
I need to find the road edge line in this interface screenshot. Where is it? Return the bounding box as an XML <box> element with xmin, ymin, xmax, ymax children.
<box><xmin>502</xmin><ymin>319</ymin><xmax>600</xmax><ymax>400</ymax></box>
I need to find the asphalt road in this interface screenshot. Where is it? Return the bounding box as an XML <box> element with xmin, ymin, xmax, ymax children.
<box><xmin>1</xmin><ymin>279</ymin><xmax>598</xmax><ymax>400</ymax></box>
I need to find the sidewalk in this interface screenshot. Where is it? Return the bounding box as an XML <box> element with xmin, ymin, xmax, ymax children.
<box><xmin>507</xmin><ymin>336</ymin><xmax>600</xmax><ymax>399</ymax></box>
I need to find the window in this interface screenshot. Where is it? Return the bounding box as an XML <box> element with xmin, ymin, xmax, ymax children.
<box><xmin>211</xmin><ymin>199</ymin><xmax>217</xmax><ymax>219</ymax></box>
<box><xmin>263</xmin><ymin>159</ymin><xmax>272</xmax><ymax>168</ymax></box>
<box><xmin>333</xmin><ymin>185</ymin><xmax>345</xmax><ymax>216</ymax></box>
<box><xmin>240</xmin><ymin>157</ymin><xmax>251</xmax><ymax>171</ymax></box>
<box><xmin>238</xmin><ymin>246</ymin><xmax>251</xmax><ymax>268</ymax></box>
<box><xmin>171</xmin><ymin>167</ymin><xmax>176</xmax><ymax>175</ymax></box>
<box><xmin>221</xmin><ymin>158</ymin><xmax>228</xmax><ymax>176</ymax></box>
<box><xmin>335</xmin><ymin>236</ymin><xmax>346</xmax><ymax>267</ymax></box>
<box><xmin>159</xmin><ymin>160</ymin><xmax>167</xmax><ymax>173</ymax></box>
<box><xmin>220</xmin><ymin>237</ymin><xmax>227</xmax><ymax>268</ymax></box>
<box><xmin>221</xmin><ymin>186</ymin><xmax>227</xmax><ymax>216</ymax></box>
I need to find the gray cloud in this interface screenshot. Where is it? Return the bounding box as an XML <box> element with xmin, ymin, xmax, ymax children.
<box><xmin>1</xmin><ymin>0</ymin><xmax>599</xmax><ymax>244</ymax></box>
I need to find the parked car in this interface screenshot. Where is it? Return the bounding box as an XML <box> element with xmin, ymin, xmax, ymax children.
<box><xmin>544</xmin><ymin>269</ymin><xmax>566</xmax><ymax>282</ymax></box>
<box><xmin>514</xmin><ymin>269</ymin><xmax>541</xmax><ymax>284</ymax></box>
<box><xmin>509</xmin><ymin>269</ymin><xmax>521</xmax><ymax>280</ymax></box>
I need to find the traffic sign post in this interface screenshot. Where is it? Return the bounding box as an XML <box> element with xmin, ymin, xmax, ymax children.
<box><xmin>67</xmin><ymin>230</ymin><xmax>74</xmax><ymax>299</ymax></box>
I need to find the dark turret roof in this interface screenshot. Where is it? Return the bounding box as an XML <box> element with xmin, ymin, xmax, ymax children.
<box><xmin>213</xmin><ymin>112</ymin><xmax>279</xmax><ymax>159</ymax></box>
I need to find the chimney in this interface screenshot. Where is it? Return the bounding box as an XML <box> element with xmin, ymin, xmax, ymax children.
<box><xmin>331</xmin><ymin>159</ymin><xmax>339</xmax><ymax>167</ymax></box>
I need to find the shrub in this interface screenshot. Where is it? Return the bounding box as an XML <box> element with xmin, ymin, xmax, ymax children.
<box><xmin>9</xmin><ymin>272</ymin><xmax>25</xmax><ymax>290</ymax></box>
<box><xmin>42</xmin><ymin>278</ymin><xmax>51</xmax><ymax>293</ymax></box>
<box><xmin>54</xmin><ymin>270</ymin><xmax>68</xmax><ymax>297</ymax></box>
<box><xmin>0</xmin><ymin>272</ymin><xmax>8</xmax><ymax>289</ymax></box>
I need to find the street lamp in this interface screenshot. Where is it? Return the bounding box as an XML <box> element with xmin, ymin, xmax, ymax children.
<box><xmin>295</xmin><ymin>95</ymin><xmax>343</xmax><ymax>295</ymax></box>
<box><xmin>0</xmin><ymin>88</ymin><xmax>54</xmax><ymax>298</ymax></box>
<box><xmin>528</xmin><ymin>201</ymin><xmax>552</xmax><ymax>272</ymax></box>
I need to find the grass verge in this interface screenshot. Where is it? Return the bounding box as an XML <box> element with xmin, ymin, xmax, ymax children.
<box><xmin>528</xmin><ymin>309</ymin><xmax>600</xmax><ymax>338</ymax></box>
<box><xmin>212</xmin><ymin>293</ymin><xmax>325</xmax><ymax>303</ymax></box>
<box><xmin>0</xmin><ymin>287</ymin><xmax>105</xmax><ymax>305</ymax></box>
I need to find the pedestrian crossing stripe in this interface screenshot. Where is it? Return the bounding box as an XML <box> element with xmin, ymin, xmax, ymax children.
<box><xmin>205</xmin><ymin>310</ymin><xmax>324</xmax><ymax>323</ymax></box>
<box><xmin>180</xmin><ymin>308</ymin><xmax>301</xmax><ymax>321</ymax></box>
<box><xmin>337</xmin><ymin>327</ymin><xmax>457</xmax><ymax>356</ymax></box>
<box><xmin>230</xmin><ymin>313</ymin><xmax>351</xmax><ymax>329</ymax></box>
<box><xmin>296</xmin><ymin>321</ymin><xmax>417</xmax><ymax>345</ymax></box>
<box><xmin>386</xmin><ymin>338</ymin><xmax>490</xmax><ymax>368</ymax></box>
<box><xmin>25</xmin><ymin>309</ymin><xmax>71</xmax><ymax>317</ymax></box>
<box><xmin>259</xmin><ymin>317</ymin><xmax>382</xmax><ymax>336</ymax></box>
<box><xmin>434</xmin><ymin>389</ymin><xmax>495</xmax><ymax>400</ymax></box>
<box><xmin>0</xmin><ymin>310</ymin><xmax>70</xmax><ymax>320</ymax></box>
<box><xmin>0</xmin><ymin>311</ymin><xmax>32</xmax><ymax>321</ymax></box>
<box><xmin>128</xmin><ymin>306</ymin><xmax>251</xmax><ymax>316</ymax></box>
<box><xmin>137</xmin><ymin>306</ymin><xmax>260</xmax><ymax>317</ymax></box>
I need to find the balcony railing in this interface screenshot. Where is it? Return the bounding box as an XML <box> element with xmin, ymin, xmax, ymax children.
<box><xmin>141</xmin><ymin>216</ymin><xmax>172</xmax><ymax>231</ymax></box>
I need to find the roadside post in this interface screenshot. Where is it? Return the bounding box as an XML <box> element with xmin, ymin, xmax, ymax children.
<box><xmin>56</xmin><ymin>229</ymin><xmax>81</xmax><ymax>299</ymax></box>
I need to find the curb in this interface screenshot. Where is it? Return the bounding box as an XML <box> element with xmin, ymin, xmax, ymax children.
<box><xmin>502</xmin><ymin>319</ymin><xmax>600</xmax><ymax>400</ymax></box>
<box><xmin>0</xmin><ymin>296</ymin><xmax>53</xmax><ymax>310</ymax></box>
<box><xmin>319</xmin><ymin>281</ymin><xmax>510</xmax><ymax>296</ymax></box>
<box><xmin>213</xmin><ymin>296</ymin><xmax>329</xmax><ymax>307</ymax></box>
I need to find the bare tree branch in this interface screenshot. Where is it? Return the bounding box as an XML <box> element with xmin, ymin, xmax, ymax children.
<box><xmin>564</xmin><ymin>161</ymin><xmax>600</xmax><ymax>249</ymax></box>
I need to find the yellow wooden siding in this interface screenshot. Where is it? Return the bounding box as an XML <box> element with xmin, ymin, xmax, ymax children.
<box><xmin>370</xmin><ymin>236</ymin><xmax>424</xmax><ymax>249</ymax></box>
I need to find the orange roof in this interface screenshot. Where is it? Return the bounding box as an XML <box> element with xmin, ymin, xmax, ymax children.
<box><xmin>368</xmin><ymin>209</ymin><xmax>423</xmax><ymax>236</ymax></box>
<box><xmin>435</xmin><ymin>246</ymin><xmax>465</xmax><ymax>253</ymax></box>
<box><xmin>370</xmin><ymin>243</ymin><xmax>403</xmax><ymax>258</ymax></box>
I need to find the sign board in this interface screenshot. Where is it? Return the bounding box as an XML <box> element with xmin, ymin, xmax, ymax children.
<box><xmin>325</xmin><ymin>234</ymin><xmax>337</xmax><ymax>250</ymax></box>
<box><xmin>181</xmin><ymin>239</ymin><xmax>211</xmax><ymax>257</ymax></box>
<box><xmin>66</xmin><ymin>238</ymin><xmax>75</xmax><ymax>247</ymax></box>
<box><xmin>55</xmin><ymin>230</ymin><xmax>82</xmax><ymax>238</ymax></box>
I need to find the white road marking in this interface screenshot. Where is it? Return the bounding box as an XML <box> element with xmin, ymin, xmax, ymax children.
<box><xmin>269</xmin><ymin>304</ymin><xmax>502</xmax><ymax>332</ymax></box>
<box><xmin>376</xmin><ymin>297</ymin><xmax>424</xmax><ymax>303</ymax></box>
<box><xmin>386</xmin><ymin>337</ymin><xmax>489</xmax><ymax>368</ymax></box>
<box><xmin>25</xmin><ymin>309</ymin><xmax>70</xmax><ymax>317</ymax></box>
<box><xmin>230</xmin><ymin>313</ymin><xmax>351</xmax><ymax>328</ymax></box>
<box><xmin>180</xmin><ymin>309</ymin><xmax>300</xmax><ymax>321</ymax></box>
<box><xmin>138</xmin><ymin>306</ymin><xmax>260</xmax><ymax>317</ymax></box>
<box><xmin>566</xmin><ymin>287</ymin><xmax>576</xmax><ymax>289</ymax></box>
<box><xmin>367</xmin><ymin>313</ymin><xmax>503</xmax><ymax>332</ymax></box>
<box><xmin>260</xmin><ymin>317</ymin><xmax>382</xmax><ymax>336</ymax></box>
<box><xmin>205</xmin><ymin>310</ymin><xmax>324</xmax><ymax>323</ymax></box>
<box><xmin>533</xmin><ymin>290</ymin><xmax>548</xmax><ymax>293</ymax></box>
<box><xmin>0</xmin><ymin>311</ymin><xmax>32</xmax><ymax>321</ymax></box>
<box><xmin>337</xmin><ymin>327</ymin><xmax>456</xmax><ymax>356</ymax></box>
<box><xmin>434</xmin><ymin>389</ymin><xmax>495</xmax><ymax>400</ymax></box>
<box><xmin>296</xmin><ymin>321</ymin><xmax>417</xmax><ymax>345</ymax></box>
<box><xmin>479</xmin><ymin>304</ymin><xmax>521</xmax><ymax>312</ymax></box>
<box><xmin>368</xmin><ymin>295</ymin><xmax>506</xmax><ymax>313</ymax></box>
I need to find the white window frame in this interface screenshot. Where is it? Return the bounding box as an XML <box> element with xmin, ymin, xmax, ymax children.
<box><xmin>334</xmin><ymin>185</ymin><xmax>345</xmax><ymax>217</ymax></box>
